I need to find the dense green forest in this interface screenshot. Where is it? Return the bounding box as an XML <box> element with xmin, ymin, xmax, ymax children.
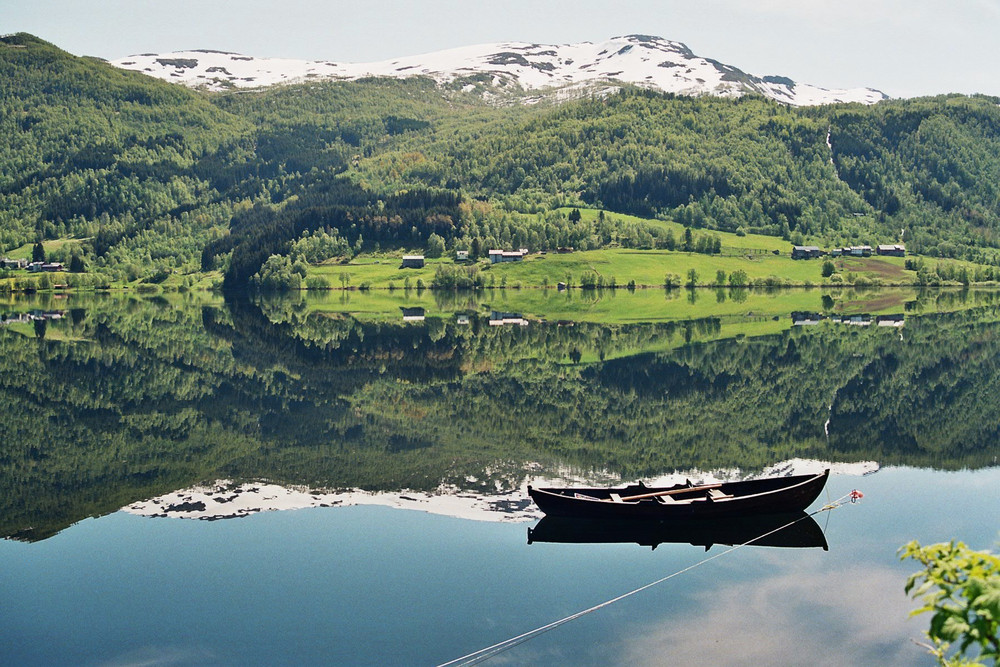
<box><xmin>3</xmin><ymin>33</ymin><xmax>1000</xmax><ymax>288</ymax></box>
<box><xmin>2</xmin><ymin>290</ymin><xmax>999</xmax><ymax>540</ymax></box>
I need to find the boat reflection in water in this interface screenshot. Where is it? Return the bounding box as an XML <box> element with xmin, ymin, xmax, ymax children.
<box><xmin>527</xmin><ymin>512</ymin><xmax>829</xmax><ymax>551</ymax></box>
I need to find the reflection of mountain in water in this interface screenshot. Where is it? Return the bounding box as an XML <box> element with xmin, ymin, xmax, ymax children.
<box><xmin>2</xmin><ymin>291</ymin><xmax>1000</xmax><ymax>541</ymax></box>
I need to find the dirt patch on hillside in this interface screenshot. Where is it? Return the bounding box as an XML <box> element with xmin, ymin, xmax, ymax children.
<box><xmin>836</xmin><ymin>257</ymin><xmax>906</xmax><ymax>279</ymax></box>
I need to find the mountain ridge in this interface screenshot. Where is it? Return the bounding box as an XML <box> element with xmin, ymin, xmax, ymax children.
<box><xmin>111</xmin><ymin>34</ymin><xmax>887</xmax><ymax>107</ymax></box>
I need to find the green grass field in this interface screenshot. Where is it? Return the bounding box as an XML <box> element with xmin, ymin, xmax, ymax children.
<box><xmin>303</xmin><ymin>207</ymin><xmax>1000</xmax><ymax>291</ymax></box>
<box><xmin>3</xmin><ymin>238</ymin><xmax>86</xmax><ymax>260</ymax></box>
<box><xmin>556</xmin><ymin>207</ymin><xmax>792</xmax><ymax>253</ymax></box>
<box><xmin>307</xmin><ymin>246</ymin><xmax>911</xmax><ymax>290</ymax></box>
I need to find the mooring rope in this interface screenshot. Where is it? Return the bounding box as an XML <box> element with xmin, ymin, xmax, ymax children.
<box><xmin>436</xmin><ymin>490</ymin><xmax>863</xmax><ymax>667</ymax></box>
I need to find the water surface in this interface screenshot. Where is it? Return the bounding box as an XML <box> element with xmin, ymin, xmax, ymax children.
<box><xmin>1</xmin><ymin>288</ymin><xmax>998</xmax><ymax>665</ymax></box>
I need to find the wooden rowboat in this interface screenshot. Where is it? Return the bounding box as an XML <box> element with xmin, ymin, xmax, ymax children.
<box><xmin>527</xmin><ymin>470</ymin><xmax>829</xmax><ymax>520</ymax></box>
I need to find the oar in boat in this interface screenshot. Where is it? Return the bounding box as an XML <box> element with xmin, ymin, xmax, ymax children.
<box><xmin>618</xmin><ymin>483</ymin><xmax>724</xmax><ymax>502</ymax></box>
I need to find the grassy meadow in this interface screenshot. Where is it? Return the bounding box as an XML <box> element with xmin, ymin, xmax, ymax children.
<box><xmin>309</xmin><ymin>245</ymin><xmax>908</xmax><ymax>290</ymax></box>
<box><xmin>304</xmin><ymin>206</ymin><xmax>1000</xmax><ymax>291</ymax></box>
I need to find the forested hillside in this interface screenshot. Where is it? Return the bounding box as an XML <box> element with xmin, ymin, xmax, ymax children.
<box><xmin>3</xmin><ymin>33</ymin><xmax>1000</xmax><ymax>287</ymax></box>
<box><xmin>0</xmin><ymin>33</ymin><xmax>249</xmax><ymax>276</ymax></box>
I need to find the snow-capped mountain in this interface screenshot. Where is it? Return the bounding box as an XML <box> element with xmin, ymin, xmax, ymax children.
<box><xmin>112</xmin><ymin>34</ymin><xmax>886</xmax><ymax>106</ymax></box>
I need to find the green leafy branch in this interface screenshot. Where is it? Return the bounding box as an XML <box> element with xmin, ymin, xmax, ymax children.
<box><xmin>901</xmin><ymin>540</ymin><xmax>1000</xmax><ymax>666</ymax></box>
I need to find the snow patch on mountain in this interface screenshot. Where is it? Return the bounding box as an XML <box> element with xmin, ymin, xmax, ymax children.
<box><xmin>112</xmin><ymin>35</ymin><xmax>886</xmax><ymax>107</ymax></box>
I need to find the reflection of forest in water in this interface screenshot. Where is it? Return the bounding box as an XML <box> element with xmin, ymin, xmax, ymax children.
<box><xmin>2</xmin><ymin>288</ymin><xmax>999</xmax><ymax>541</ymax></box>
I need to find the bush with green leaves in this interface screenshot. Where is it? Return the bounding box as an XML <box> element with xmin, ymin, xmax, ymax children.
<box><xmin>728</xmin><ymin>269</ymin><xmax>749</xmax><ymax>287</ymax></box>
<box><xmin>431</xmin><ymin>264</ymin><xmax>482</xmax><ymax>289</ymax></box>
<box><xmin>425</xmin><ymin>233</ymin><xmax>446</xmax><ymax>258</ymax></box>
<box><xmin>901</xmin><ymin>540</ymin><xmax>1000</xmax><ymax>666</ymax></box>
<box><xmin>290</xmin><ymin>229</ymin><xmax>351</xmax><ymax>264</ymax></box>
<box><xmin>252</xmin><ymin>254</ymin><xmax>307</xmax><ymax>291</ymax></box>
<box><xmin>305</xmin><ymin>276</ymin><xmax>330</xmax><ymax>290</ymax></box>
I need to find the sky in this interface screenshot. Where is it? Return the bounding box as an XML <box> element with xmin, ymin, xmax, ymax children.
<box><xmin>4</xmin><ymin>0</ymin><xmax>1000</xmax><ymax>98</ymax></box>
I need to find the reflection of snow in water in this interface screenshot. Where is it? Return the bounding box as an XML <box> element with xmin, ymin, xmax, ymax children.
<box><xmin>124</xmin><ymin>458</ymin><xmax>878</xmax><ymax>523</ymax></box>
<box><xmin>124</xmin><ymin>480</ymin><xmax>544</xmax><ymax>523</ymax></box>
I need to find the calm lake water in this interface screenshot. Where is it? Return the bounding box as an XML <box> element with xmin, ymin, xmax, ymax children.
<box><xmin>1</xmin><ymin>287</ymin><xmax>998</xmax><ymax>666</ymax></box>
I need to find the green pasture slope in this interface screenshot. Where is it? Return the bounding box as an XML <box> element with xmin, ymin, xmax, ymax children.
<box><xmin>305</xmin><ymin>208</ymin><xmax>1000</xmax><ymax>290</ymax></box>
<box><xmin>557</xmin><ymin>207</ymin><xmax>792</xmax><ymax>253</ymax></box>
<box><xmin>309</xmin><ymin>246</ymin><xmax>908</xmax><ymax>290</ymax></box>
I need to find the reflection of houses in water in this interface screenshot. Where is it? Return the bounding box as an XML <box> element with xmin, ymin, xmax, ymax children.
<box><xmin>876</xmin><ymin>314</ymin><xmax>905</xmax><ymax>327</ymax></box>
<box><xmin>833</xmin><ymin>314</ymin><xmax>872</xmax><ymax>326</ymax></box>
<box><xmin>791</xmin><ymin>312</ymin><xmax>823</xmax><ymax>326</ymax></box>
<box><xmin>791</xmin><ymin>312</ymin><xmax>905</xmax><ymax>328</ymax></box>
<box><xmin>0</xmin><ymin>310</ymin><xmax>65</xmax><ymax>326</ymax></box>
<box><xmin>0</xmin><ymin>313</ymin><xmax>31</xmax><ymax>326</ymax></box>
<box><xmin>489</xmin><ymin>310</ymin><xmax>529</xmax><ymax>327</ymax></box>
<box><xmin>400</xmin><ymin>307</ymin><xmax>425</xmax><ymax>322</ymax></box>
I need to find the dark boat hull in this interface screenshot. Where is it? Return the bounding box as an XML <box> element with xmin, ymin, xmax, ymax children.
<box><xmin>528</xmin><ymin>470</ymin><xmax>829</xmax><ymax>520</ymax></box>
<box><xmin>528</xmin><ymin>512</ymin><xmax>828</xmax><ymax>550</ymax></box>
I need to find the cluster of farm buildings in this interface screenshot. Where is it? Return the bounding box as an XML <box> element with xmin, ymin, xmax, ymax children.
<box><xmin>401</xmin><ymin>247</ymin><xmax>574</xmax><ymax>268</ymax></box>
<box><xmin>791</xmin><ymin>244</ymin><xmax>906</xmax><ymax>260</ymax></box>
<box><xmin>1</xmin><ymin>258</ymin><xmax>66</xmax><ymax>272</ymax></box>
<box><xmin>404</xmin><ymin>243</ymin><xmax>908</xmax><ymax>268</ymax></box>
